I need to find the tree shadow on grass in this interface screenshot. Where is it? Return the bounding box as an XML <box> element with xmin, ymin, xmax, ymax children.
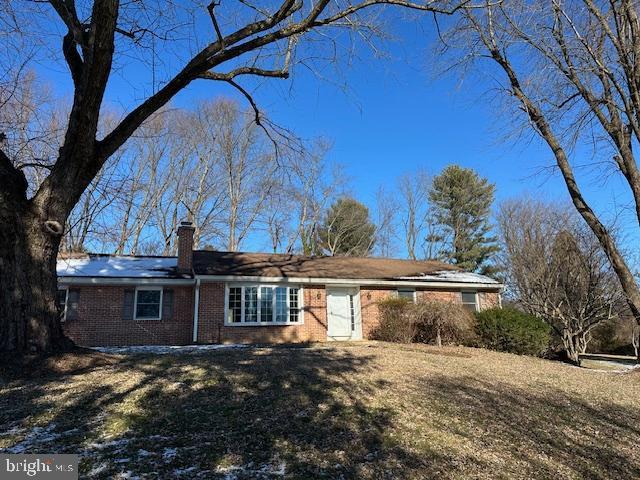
<box><xmin>0</xmin><ymin>347</ymin><xmax>438</xmax><ymax>479</ymax></box>
<box><xmin>4</xmin><ymin>347</ymin><xmax>638</xmax><ymax>479</ymax></box>
<box><xmin>417</xmin><ymin>375</ymin><xmax>640</xmax><ymax>479</ymax></box>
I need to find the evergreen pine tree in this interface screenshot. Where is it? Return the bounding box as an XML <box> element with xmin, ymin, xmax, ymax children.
<box><xmin>428</xmin><ymin>165</ymin><xmax>498</xmax><ymax>274</ymax></box>
<box><xmin>318</xmin><ymin>197</ymin><xmax>376</xmax><ymax>256</ymax></box>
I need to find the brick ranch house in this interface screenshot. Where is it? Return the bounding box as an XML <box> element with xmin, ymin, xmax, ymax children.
<box><xmin>56</xmin><ymin>222</ymin><xmax>503</xmax><ymax>346</ymax></box>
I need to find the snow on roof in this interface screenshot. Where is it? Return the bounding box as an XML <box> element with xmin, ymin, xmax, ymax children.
<box><xmin>57</xmin><ymin>254</ymin><xmax>177</xmax><ymax>278</ymax></box>
<box><xmin>395</xmin><ymin>270</ymin><xmax>500</xmax><ymax>285</ymax></box>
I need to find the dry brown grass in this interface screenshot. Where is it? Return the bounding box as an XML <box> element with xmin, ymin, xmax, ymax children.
<box><xmin>0</xmin><ymin>342</ymin><xmax>638</xmax><ymax>479</ymax></box>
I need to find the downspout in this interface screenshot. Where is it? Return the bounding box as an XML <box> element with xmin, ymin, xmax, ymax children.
<box><xmin>192</xmin><ymin>277</ymin><xmax>201</xmax><ymax>343</ymax></box>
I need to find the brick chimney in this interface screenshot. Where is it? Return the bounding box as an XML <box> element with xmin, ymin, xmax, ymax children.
<box><xmin>177</xmin><ymin>221</ymin><xmax>195</xmax><ymax>274</ymax></box>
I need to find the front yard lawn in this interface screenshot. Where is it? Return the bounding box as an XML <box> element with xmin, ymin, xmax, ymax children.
<box><xmin>1</xmin><ymin>342</ymin><xmax>638</xmax><ymax>479</ymax></box>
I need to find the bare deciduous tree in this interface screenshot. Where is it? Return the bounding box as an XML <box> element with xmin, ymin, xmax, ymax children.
<box><xmin>290</xmin><ymin>141</ymin><xmax>342</xmax><ymax>255</ymax></box>
<box><xmin>213</xmin><ymin>100</ymin><xmax>278</xmax><ymax>251</ymax></box>
<box><xmin>397</xmin><ymin>170</ymin><xmax>430</xmax><ymax>260</ymax></box>
<box><xmin>443</xmin><ymin>0</ymin><xmax>640</xmax><ymax>358</ymax></box>
<box><xmin>497</xmin><ymin>198</ymin><xmax>622</xmax><ymax>364</ymax></box>
<box><xmin>60</xmin><ymin>99</ymin><xmax>332</xmax><ymax>256</ymax></box>
<box><xmin>112</xmin><ymin>112</ymin><xmax>174</xmax><ymax>255</ymax></box>
<box><xmin>374</xmin><ymin>186</ymin><xmax>398</xmax><ymax>258</ymax></box>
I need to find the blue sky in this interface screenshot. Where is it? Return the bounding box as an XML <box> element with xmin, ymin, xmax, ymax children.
<box><xmin>36</xmin><ymin>8</ymin><xmax>637</xmax><ymax>256</ymax></box>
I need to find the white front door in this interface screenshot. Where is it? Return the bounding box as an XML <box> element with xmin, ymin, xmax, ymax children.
<box><xmin>327</xmin><ymin>287</ymin><xmax>361</xmax><ymax>340</ymax></box>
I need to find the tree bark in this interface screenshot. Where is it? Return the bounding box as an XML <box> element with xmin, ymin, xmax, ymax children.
<box><xmin>0</xmin><ymin>201</ymin><xmax>72</xmax><ymax>354</ymax></box>
<box><xmin>562</xmin><ymin>331</ymin><xmax>587</xmax><ymax>366</ymax></box>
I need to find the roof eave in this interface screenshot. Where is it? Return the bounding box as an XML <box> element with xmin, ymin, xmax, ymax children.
<box><xmin>58</xmin><ymin>277</ymin><xmax>195</xmax><ymax>285</ymax></box>
<box><xmin>193</xmin><ymin>274</ymin><xmax>503</xmax><ymax>289</ymax></box>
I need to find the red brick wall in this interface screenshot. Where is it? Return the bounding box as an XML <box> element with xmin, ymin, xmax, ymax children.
<box><xmin>359</xmin><ymin>287</ymin><xmax>396</xmax><ymax>339</ymax></box>
<box><xmin>196</xmin><ymin>283</ymin><xmax>328</xmax><ymax>344</ymax></box>
<box><xmin>478</xmin><ymin>291</ymin><xmax>500</xmax><ymax>309</ymax></box>
<box><xmin>62</xmin><ymin>285</ymin><xmax>194</xmax><ymax>346</ymax></box>
<box><xmin>63</xmin><ymin>281</ymin><xmax>501</xmax><ymax>346</ymax></box>
<box><xmin>418</xmin><ymin>288</ymin><xmax>462</xmax><ymax>303</ymax></box>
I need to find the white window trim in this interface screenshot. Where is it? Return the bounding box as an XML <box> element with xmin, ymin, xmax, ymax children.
<box><xmin>397</xmin><ymin>288</ymin><xmax>417</xmax><ymax>303</ymax></box>
<box><xmin>224</xmin><ymin>283</ymin><xmax>304</xmax><ymax>326</ymax></box>
<box><xmin>461</xmin><ymin>290</ymin><xmax>479</xmax><ymax>312</ymax></box>
<box><xmin>134</xmin><ymin>286</ymin><xmax>163</xmax><ymax>321</ymax></box>
<box><xmin>58</xmin><ymin>287</ymin><xmax>69</xmax><ymax>322</ymax></box>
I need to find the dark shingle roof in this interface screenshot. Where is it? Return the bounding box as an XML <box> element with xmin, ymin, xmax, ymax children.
<box><xmin>192</xmin><ymin>250</ymin><xmax>460</xmax><ymax>280</ymax></box>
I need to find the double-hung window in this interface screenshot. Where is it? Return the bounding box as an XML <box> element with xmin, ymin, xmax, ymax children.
<box><xmin>134</xmin><ymin>287</ymin><xmax>163</xmax><ymax>320</ymax></box>
<box><xmin>461</xmin><ymin>291</ymin><xmax>478</xmax><ymax>312</ymax></box>
<box><xmin>227</xmin><ymin>285</ymin><xmax>302</xmax><ymax>325</ymax></box>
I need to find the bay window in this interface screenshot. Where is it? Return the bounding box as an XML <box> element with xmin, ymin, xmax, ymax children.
<box><xmin>227</xmin><ymin>285</ymin><xmax>302</xmax><ymax>325</ymax></box>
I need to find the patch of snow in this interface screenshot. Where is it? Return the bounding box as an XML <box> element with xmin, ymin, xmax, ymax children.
<box><xmin>116</xmin><ymin>471</ymin><xmax>140</xmax><ymax>480</ymax></box>
<box><xmin>3</xmin><ymin>423</ymin><xmax>80</xmax><ymax>454</ymax></box>
<box><xmin>87</xmin><ymin>462</ymin><xmax>109</xmax><ymax>476</ymax></box>
<box><xmin>162</xmin><ymin>447</ymin><xmax>177</xmax><ymax>462</ymax></box>
<box><xmin>137</xmin><ymin>449</ymin><xmax>153</xmax><ymax>457</ymax></box>
<box><xmin>57</xmin><ymin>255</ymin><xmax>177</xmax><ymax>278</ymax></box>
<box><xmin>87</xmin><ymin>438</ymin><xmax>133</xmax><ymax>450</ymax></box>
<box><xmin>396</xmin><ymin>270</ymin><xmax>500</xmax><ymax>285</ymax></box>
<box><xmin>93</xmin><ymin>344</ymin><xmax>250</xmax><ymax>355</ymax></box>
<box><xmin>173</xmin><ymin>466</ymin><xmax>198</xmax><ymax>476</ymax></box>
<box><xmin>146</xmin><ymin>434</ymin><xmax>174</xmax><ymax>441</ymax></box>
<box><xmin>216</xmin><ymin>462</ymin><xmax>286</xmax><ymax>479</ymax></box>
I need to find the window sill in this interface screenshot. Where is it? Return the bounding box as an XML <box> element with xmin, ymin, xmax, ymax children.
<box><xmin>224</xmin><ymin>322</ymin><xmax>304</xmax><ymax>327</ymax></box>
<box><xmin>134</xmin><ymin>317</ymin><xmax>162</xmax><ymax>321</ymax></box>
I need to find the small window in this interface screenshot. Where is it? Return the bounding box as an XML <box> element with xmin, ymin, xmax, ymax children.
<box><xmin>228</xmin><ymin>287</ymin><xmax>242</xmax><ymax>323</ymax></box>
<box><xmin>349</xmin><ymin>294</ymin><xmax>356</xmax><ymax>331</ymax></box>
<box><xmin>275</xmin><ymin>287</ymin><xmax>288</xmax><ymax>322</ymax></box>
<box><xmin>397</xmin><ymin>289</ymin><xmax>416</xmax><ymax>302</ymax></box>
<box><xmin>245</xmin><ymin>287</ymin><xmax>258</xmax><ymax>322</ymax></box>
<box><xmin>289</xmin><ymin>288</ymin><xmax>300</xmax><ymax>323</ymax></box>
<box><xmin>135</xmin><ymin>288</ymin><xmax>163</xmax><ymax>320</ymax></box>
<box><xmin>260</xmin><ymin>287</ymin><xmax>273</xmax><ymax>322</ymax></box>
<box><xmin>461</xmin><ymin>291</ymin><xmax>478</xmax><ymax>312</ymax></box>
<box><xmin>57</xmin><ymin>288</ymin><xmax>68</xmax><ymax>321</ymax></box>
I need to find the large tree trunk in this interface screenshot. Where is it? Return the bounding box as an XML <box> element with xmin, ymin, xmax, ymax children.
<box><xmin>0</xmin><ymin>202</ymin><xmax>71</xmax><ymax>354</ymax></box>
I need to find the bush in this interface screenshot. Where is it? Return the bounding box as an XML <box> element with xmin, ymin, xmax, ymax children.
<box><xmin>373</xmin><ymin>298</ymin><xmax>474</xmax><ymax>346</ymax></box>
<box><xmin>372</xmin><ymin>297</ymin><xmax>414</xmax><ymax>343</ymax></box>
<box><xmin>412</xmin><ymin>301</ymin><xmax>476</xmax><ymax>346</ymax></box>
<box><xmin>474</xmin><ymin>307</ymin><xmax>550</xmax><ymax>356</ymax></box>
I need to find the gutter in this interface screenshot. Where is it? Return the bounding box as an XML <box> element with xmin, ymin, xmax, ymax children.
<box><xmin>58</xmin><ymin>277</ymin><xmax>195</xmax><ymax>286</ymax></box>
<box><xmin>193</xmin><ymin>274</ymin><xmax>503</xmax><ymax>290</ymax></box>
<box><xmin>192</xmin><ymin>277</ymin><xmax>201</xmax><ymax>343</ymax></box>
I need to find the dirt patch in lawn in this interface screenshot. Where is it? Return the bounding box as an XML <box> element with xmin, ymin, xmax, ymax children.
<box><xmin>0</xmin><ymin>342</ymin><xmax>638</xmax><ymax>479</ymax></box>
